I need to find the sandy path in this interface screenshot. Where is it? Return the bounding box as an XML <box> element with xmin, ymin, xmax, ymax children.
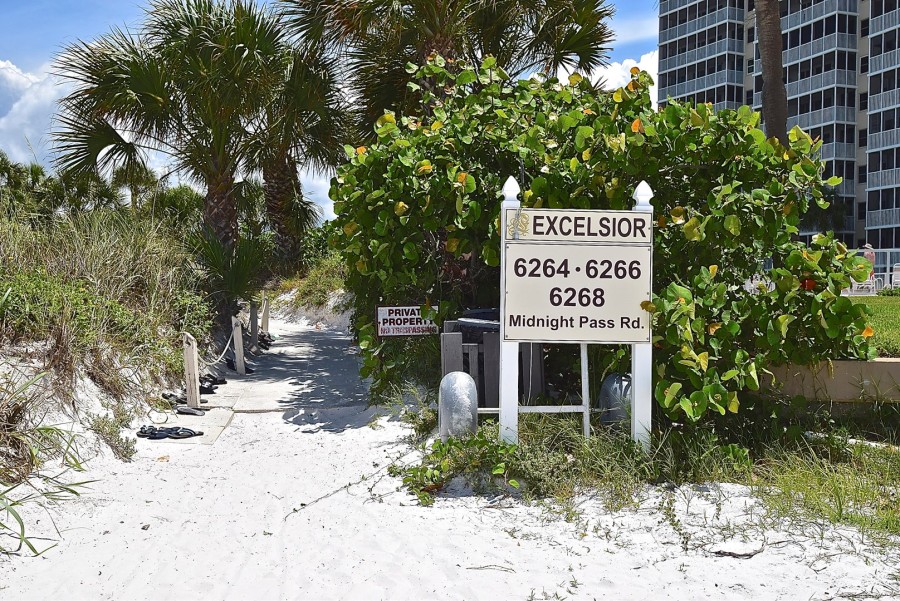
<box><xmin>2</xmin><ymin>318</ymin><xmax>898</xmax><ymax>600</ymax></box>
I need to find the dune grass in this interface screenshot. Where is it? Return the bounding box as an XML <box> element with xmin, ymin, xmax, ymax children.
<box><xmin>0</xmin><ymin>212</ymin><xmax>213</xmax><ymax>381</ymax></box>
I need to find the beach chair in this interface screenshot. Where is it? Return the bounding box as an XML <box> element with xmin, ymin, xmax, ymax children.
<box><xmin>892</xmin><ymin>264</ymin><xmax>900</xmax><ymax>289</ymax></box>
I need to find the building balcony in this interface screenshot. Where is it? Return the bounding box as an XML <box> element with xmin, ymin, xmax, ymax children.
<box><xmin>782</xmin><ymin>33</ymin><xmax>858</xmax><ymax>66</ymax></box>
<box><xmin>786</xmin><ymin>106</ymin><xmax>858</xmax><ymax>130</ymax></box>
<box><xmin>820</xmin><ymin>142</ymin><xmax>857</xmax><ymax>159</ymax></box>
<box><xmin>659</xmin><ymin>39</ymin><xmax>744</xmax><ymax>72</ymax></box>
<box><xmin>659</xmin><ymin>8</ymin><xmax>744</xmax><ymax>44</ymax></box>
<box><xmin>660</xmin><ymin>0</ymin><xmax>703</xmax><ymax>17</ymax></box>
<box><xmin>868</xmin><ymin>168</ymin><xmax>900</xmax><ymax>189</ymax></box>
<box><xmin>870</xmin><ymin>49</ymin><xmax>900</xmax><ymax>74</ymax></box>
<box><xmin>871</xmin><ymin>8</ymin><xmax>900</xmax><ymax>35</ymax></box>
<box><xmin>869</xmin><ymin>129</ymin><xmax>900</xmax><ymax>152</ymax></box>
<box><xmin>782</xmin><ymin>69</ymin><xmax>857</xmax><ymax>97</ymax></box>
<box><xmin>780</xmin><ymin>0</ymin><xmax>858</xmax><ymax>32</ymax></box>
<box><xmin>870</xmin><ymin>89</ymin><xmax>900</xmax><ymax>112</ymax></box>
<box><xmin>867</xmin><ymin>208</ymin><xmax>900</xmax><ymax>228</ymax></box>
<box><xmin>659</xmin><ymin>70</ymin><xmax>744</xmax><ymax>100</ymax></box>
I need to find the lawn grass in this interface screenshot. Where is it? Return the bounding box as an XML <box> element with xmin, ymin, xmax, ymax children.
<box><xmin>855</xmin><ymin>296</ymin><xmax>900</xmax><ymax>358</ymax></box>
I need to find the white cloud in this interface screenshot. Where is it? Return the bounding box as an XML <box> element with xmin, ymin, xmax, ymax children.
<box><xmin>299</xmin><ymin>168</ymin><xmax>336</xmax><ymax>222</ymax></box>
<box><xmin>591</xmin><ymin>50</ymin><xmax>659</xmax><ymax>108</ymax></box>
<box><xmin>610</xmin><ymin>16</ymin><xmax>660</xmax><ymax>46</ymax></box>
<box><xmin>0</xmin><ymin>60</ymin><xmax>68</xmax><ymax>165</ymax></box>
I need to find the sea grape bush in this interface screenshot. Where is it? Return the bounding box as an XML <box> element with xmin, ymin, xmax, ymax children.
<box><xmin>330</xmin><ymin>56</ymin><xmax>874</xmax><ymax>420</ymax></box>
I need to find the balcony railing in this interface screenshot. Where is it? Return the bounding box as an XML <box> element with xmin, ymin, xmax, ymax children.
<box><xmin>870</xmin><ymin>48</ymin><xmax>900</xmax><ymax>74</ymax></box>
<box><xmin>659</xmin><ymin>8</ymin><xmax>744</xmax><ymax>44</ymax></box>
<box><xmin>784</xmin><ymin>70</ymin><xmax>857</xmax><ymax>97</ymax></box>
<box><xmin>781</xmin><ymin>0</ymin><xmax>858</xmax><ymax>31</ymax></box>
<box><xmin>869</xmin><ymin>129</ymin><xmax>900</xmax><ymax>152</ymax></box>
<box><xmin>659</xmin><ymin>39</ymin><xmax>744</xmax><ymax>72</ymax></box>
<box><xmin>867</xmin><ymin>208</ymin><xmax>900</xmax><ymax>228</ymax></box>
<box><xmin>820</xmin><ymin>142</ymin><xmax>857</xmax><ymax>159</ymax></box>
<box><xmin>783</xmin><ymin>33</ymin><xmax>858</xmax><ymax>65</ymax></box>
<box><xmin>869</xmin><ymin>89</ymin><xmax>900</xmax><ymax>112</ymax></box>
<box><xmin>868</xmin><ymin>168</ymin><xmax>900</xmax><ymax>189</ymax></box>
<box><xmin>659</xmin><ymin>69</ymin><xmax>744</xmax><ymax>100</ymax></box>
<box><xmin>871</xmin><ymin>8</ymin><xmax>900</xmax><ymax>34</ymax></box>
<box><xmin>786</xmin><ymin>106</ymin><xmax>858</xmax><ymax>130</ymax></box>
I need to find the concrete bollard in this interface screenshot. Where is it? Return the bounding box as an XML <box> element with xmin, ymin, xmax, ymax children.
<box><xmin>439</xmin><ymin>371</ymin><xmax>478</xmax><ymax>442</ymax></box>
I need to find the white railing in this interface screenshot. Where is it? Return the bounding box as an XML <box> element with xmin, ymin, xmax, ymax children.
<box><xmin>781</xmin><ymin>0</ymin><xmax>858</xmax><ymax>31</ymax></box>
<box><xmin>871</xmin><ymin>8</ymin><xmax>900</xmax><ymax>34</ymax></box>
<box><xmin>869</xmin><ymin>129</ymin><xmax>900</xmax><ymax>152</ymax></box>
<box><xmin>659</xmin><ymin>8</ymin><xmax>744</xmax><ymax>44</ymax></box>
<box><xmin>870</xmin><ymin>89</ymin><xmax>900</xmax><ymax>113</ymax></box>
<box><xmin>870</xmin><ymin>48</ymin><xmax>900</xmax><ymax>74</ymax></box>
<box><xmin>868</xmin><ymin>168</ymin><xmax>900</xmax><ymax>189</ymax></box>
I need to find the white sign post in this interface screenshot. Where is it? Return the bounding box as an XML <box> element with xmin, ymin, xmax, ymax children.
<box><xmin>498</xmin><ymin>177</ymin><xmax>655</xmax><ymax>449</ymax></box>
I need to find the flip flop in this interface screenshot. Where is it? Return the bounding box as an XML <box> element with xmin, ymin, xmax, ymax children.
<box><xmin>199</xmin><ymin>384</ymin><xmax>217</xmax><ymax>394</ymax></box>
<box><xmin>137</xmin><ymin>426</ymin><xmax>158</xmax><ymax>438</ymax></box>
<box><xmin>175</xmin><ymin>406</ymin><xmax>205</xmax><ymax>416</ymax></box>
<box><xmin>166</xmin><ymin>428</ymin><xmax>204</xmax><ymax>439</ymax></box>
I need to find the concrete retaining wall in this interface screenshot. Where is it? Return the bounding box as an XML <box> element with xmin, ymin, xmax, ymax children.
<box><xmin>766</xmin><ymin>359</ymin><xmax>900</xmax><ymax>402</ymax></box>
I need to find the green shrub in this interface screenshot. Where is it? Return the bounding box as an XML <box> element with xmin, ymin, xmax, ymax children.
<box><xmin>292</xmin><ymin>253</ymin><xmax>347</xmax><ymax>308</ymax></box>
<box><xmin>331</xmin><ymin>57</ymin><xmax>873</xmax><ymax>415</ymax></box>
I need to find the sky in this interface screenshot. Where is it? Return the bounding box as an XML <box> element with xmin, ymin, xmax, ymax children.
<box><xmin>0</xmin><ymin>0</ymin><xmax>659</xmax><ymax>219</ymax></box>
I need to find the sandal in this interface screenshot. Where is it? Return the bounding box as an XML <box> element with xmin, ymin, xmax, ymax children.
<box><xmin>175</xmin><ymin>406</ymin><xmax>206</xmax><ymax>416</ymax></box>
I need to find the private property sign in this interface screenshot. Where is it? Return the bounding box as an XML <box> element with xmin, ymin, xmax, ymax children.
<box><xmin>376</xmin><ymin>306</ymin><xmax>438</xmax><ymax>337</ymax></box>
<box><xmin>501</xmin><ymin>208</ymin><xmax>653</xmax><ymax>344</ymax></box>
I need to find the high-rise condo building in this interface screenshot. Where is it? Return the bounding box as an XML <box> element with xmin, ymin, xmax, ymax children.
<box><xmin>657</xmin><ymin>0</ymin><xmax>900</xmax><ymax>268</ymax></box>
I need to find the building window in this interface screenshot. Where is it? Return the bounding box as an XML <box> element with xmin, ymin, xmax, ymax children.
<box><xmin>861</xmin><ymin>56</ymin><xmax>869</xmax><ymax>74</ymax></box>
<box><xmin>859</xmin><ymin>165</ymin><xmax>868</xmax><ymax>183</ymax></box>
<box><xmin>860</xmin><ymin>92</ymin><xmax>868</xmax><ymax>110</ymax></box>
<box><xmin>747</xmin><ymin>59</ymin><xmax>753</xmax><ymax>74</ymax></box>
<box><xmin>747</xmin><ymin>26</ymin><xmax>755</xmax><ymax>43</ymax></box>
<box><xmin>859</xmin><ymin>128</ymin><xmax>868</xmax><ymax>147</ymax></box>
<box><xmin>861</xmin><ymin>18</ymin><xmax>869</xmax><ymax>37</ymax></box>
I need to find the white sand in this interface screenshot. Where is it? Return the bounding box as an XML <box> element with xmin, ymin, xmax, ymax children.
<box><xmin>2</xmin><ymin>317</ymin><xmax>898</xmax><ymax>600</ymax></box>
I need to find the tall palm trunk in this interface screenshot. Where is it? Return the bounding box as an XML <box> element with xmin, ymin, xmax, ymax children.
<box><xmin>263</xmin><ymin>153</ymin><xmax>301</xmax><ymax>259</ymax></box>
<box><xmin>756</xmin><ymin>0</ymin><xmax>788</xmax><ymax>142</ymax></box>
<box><xmin>203</xmin><ymin>172</ymin><xmax>238</xmax><ymax>252</ymax></box>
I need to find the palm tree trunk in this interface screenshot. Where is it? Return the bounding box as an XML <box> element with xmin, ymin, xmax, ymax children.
<box><xmin>263</xmin><ymin>154</ymin><xmax>300</xmax><ymax>259</ymax></box>
<box><xmin>203</xmin><ymin>173</ymin><xmax>238</xmax><ymax>252</ymax></box>
<box><xmin>756</xmin><ymin>0</ymin><xmax>788</xmax><ymax>142</ymax></box>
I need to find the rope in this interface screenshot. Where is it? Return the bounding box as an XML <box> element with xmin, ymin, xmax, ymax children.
<box><xmin>192</xmin><ymin>328</ymin><xmax>235</xmax><ymax>368</ymax></box>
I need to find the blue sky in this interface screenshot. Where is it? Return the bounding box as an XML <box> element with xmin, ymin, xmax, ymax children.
<box><xmin>0</xmin><ymin>0</ymin><xmax>659</xmax><ymax>216</ymax></box>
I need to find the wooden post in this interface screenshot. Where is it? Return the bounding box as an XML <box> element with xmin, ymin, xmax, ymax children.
<box><xmin>250</xmin><ymin>301</ymin><xmax>259</xmax><ymax>351</ymax></box>
<box><xmin>440</xmin><ymin>332</ymin><xmax>464</xmax><ymax>376</ymax></box>
<box><xmin>231</xmin><ymin>316</ymin><xmax>246</xmax><ymax>375</ymax></box>
<box><xmin>261</xmin><ymin>294</ymin><xmax>270</xmax><ymax>333</ymax></box>
<box><xmin>183</xmin><ymin>333</ymin><xmax>201</xmax><ymax>409</ymax></box>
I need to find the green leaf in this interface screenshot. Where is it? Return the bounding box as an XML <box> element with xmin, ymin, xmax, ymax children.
<box><xmin>724</xmin><ymin>214</ymin><xmax>741</xmax><ymax>236</ymax></box>
<box><xmin>456</xmin><ymin>70</ymin><xmax>477</xmax><ymax>86</ymax></box>
<box><xmin>776</xmin><ymin>314</ymin><xmax>796</xmax><ymax>337</ymax></box>
<box><xmin>575</xmin><ymin>126</ymin><xmax>594</xmax><ymax>150</ymax></box>
<box><xmin>683</xmin><ymin>217</ymin><xmax>703</xmax><ymax>241</ymax></box>
<box><xmin>481</xmin><ymin>56</ymin><xmax>497</xmax><ymax>70</ymax></box>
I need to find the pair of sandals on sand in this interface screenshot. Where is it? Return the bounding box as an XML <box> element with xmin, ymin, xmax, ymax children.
<box><xmin>258</xmin><ymin>331</ymin><xmax>275</xmax><ymax>350</ymax></box>
<box><xmin>137</xmin><ymin>425</ymin><xmax>204</xmax><ymax>440</ymax></box>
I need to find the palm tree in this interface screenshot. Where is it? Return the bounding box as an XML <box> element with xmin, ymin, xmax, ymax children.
<box><xmin>755</xmin><ymin>0</ymin><xmax>788</xmax><ymax>142</ymax></box>
<box><xmin>252</xmin><ymin>47</ymin><xmax>344</xmax><ymax>259</ymax></box>
<box><xmin>278</xmin><ymin>0</ymin><xmax>616</xmax><ymax>128</ymax></box>
<box><xmin>112</xmin><ymin>163</ymin><xmax>160</xmax><ymax>212</ymax></box>
<box><xmin>54</xmin><ymin>0</ymin><xmax>285</xmax><ymax>252</ymax></box>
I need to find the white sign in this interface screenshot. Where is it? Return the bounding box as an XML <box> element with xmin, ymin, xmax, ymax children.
<box><xmin>376</xmin><ymin>306</ymin><xmax>439</xmax><ymax>337</ymax></box>
<box><xmin>501</xmin><ymin>208</ymin><xmax>652</xmax><ymax>344</ymax></box>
